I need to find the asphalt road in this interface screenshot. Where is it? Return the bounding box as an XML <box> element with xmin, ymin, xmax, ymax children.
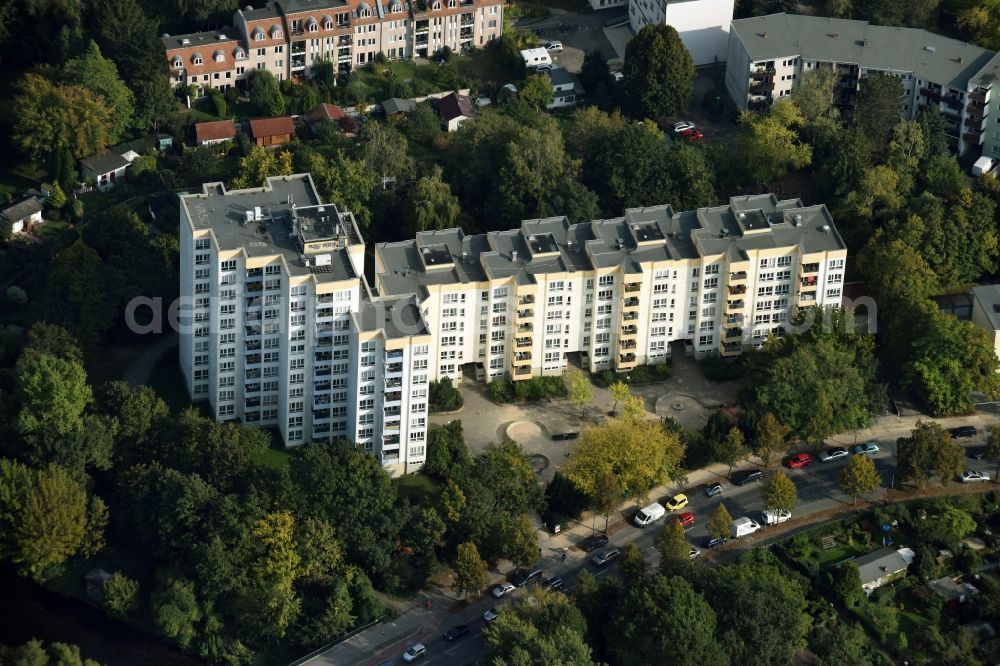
<box><xmin>401</xmin><ymin>435</ymin><xmax>993</xmax><ymax>665</ymax></box>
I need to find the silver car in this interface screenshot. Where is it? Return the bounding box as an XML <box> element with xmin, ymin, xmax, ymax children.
<box><xmin>819</xmin><ymin>447</ymin><xmax>849</xmax><ymax>462</ymax></box>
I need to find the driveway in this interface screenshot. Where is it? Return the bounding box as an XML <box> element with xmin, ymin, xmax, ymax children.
<box><xmin>517</xmin><ymin>9</ymin><xmax>622</xmax><ymax>73</ymax></box>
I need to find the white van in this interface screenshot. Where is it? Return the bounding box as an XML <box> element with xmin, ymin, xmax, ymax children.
<box><xmin>731</xmin><ymin>516</ymin><xmax>761</xmax><ymax>538</ymax></box>
<box><xmin>763</xmin><ymin>509</ymin><xmax>791</xmax><ymax>526</ymax></box>
<box><xmin>973</xmin><ymin>156</ymin><xmax>997</xmax><ymax>176</ymax></box>
<box><xmin>633</xmin><ymin>502</ymin><xmax>666</xmax><ymax>527</ymax></box>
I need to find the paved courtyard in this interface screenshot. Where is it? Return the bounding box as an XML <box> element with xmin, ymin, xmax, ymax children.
<box><xmin>430</xmin><ymin>353</ymin><xmax>743</xmax><ymax>483</ymax></box>
<box><xmin>516</xmin><ymin>8</ymin><xmax>623</xmax><ymax>73</ymax></box>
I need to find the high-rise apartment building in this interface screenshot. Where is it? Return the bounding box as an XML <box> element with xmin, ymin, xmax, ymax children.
<box><xmin>163</xmin><ymin>0</ymin><xmax>503</xmax><ymax>97</ymax></box>
<box><xmin>726</xmin><ymin>13</ymin><xmax>1000</xmax><ymax>156</ymax></box>
<box><xmin>179</xmin><ymin>174</ymin><xmax>846</xmax><ymax>474</ymax></box>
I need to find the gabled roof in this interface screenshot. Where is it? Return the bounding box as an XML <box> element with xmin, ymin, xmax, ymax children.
<box><xmin>0</xmin><ymin>196</ymin><xmax>43</xmax><ymax>223</ymax></box>
<box><xmin>549</xmin><ymin>67</ymin><xmax>575</xmax><ymax>88</ymax></box>
<box><xmin>249</xmin><ymin>116</ymin><xmax>295</xmax><ymax>138</ymax></box>
<box><xmin>305</xmin><ymin>103</ymin><xmax>346</xmax><ymax>123</ymax></box>
<box><xmin>852</xmin><ymin>547</ymin><xmax>909</xmax><ymax>585</ymax></box>
<box><xmin>195</xmin><ymin>119</ymin><xmax>237</xmax><ymax>144</ymax></box>
<box><xmin>80</xmin><ymin>151</ymin><xmax>131</xmax><ymax>175</ymax></box>
<box><xmin>435</xmin><ymin>92</ymin><xmax>475</xmax><ymax>122</ymax></box>
<box><xmin>382</xmin><ymin>97</ymin><xmax>417</xmax><ymax>115</ymax></box>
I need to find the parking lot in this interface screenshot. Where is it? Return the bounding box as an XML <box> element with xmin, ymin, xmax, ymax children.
<box><xmin>516</xmin><ymin>9</ymin><xmax>623</xmax><ymax>73</ymax></box>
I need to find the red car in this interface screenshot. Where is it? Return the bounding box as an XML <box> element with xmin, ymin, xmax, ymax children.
<box><xmin>787</xmin><ymin>453</ymin><xmax>813</xmax><ymax>469</ymax></box>
<box><xmin>674</xmin><ymin>511</ymin><xmax>695</xmax><ymax>528</ymax></box>
<box><xmin>680</xmin><ymin>128</ymin><xmax>704</xmax><ymax>141</ymax></box>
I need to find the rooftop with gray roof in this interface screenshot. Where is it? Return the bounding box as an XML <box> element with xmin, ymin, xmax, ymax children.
<box><xmin>180</xmin><ymin>174</ymin><xmax>359</xmax><ymax>282</ymax></box>
<box><xmin>731</xmin><ymin>13</ymin><xmax>996</xmax><ymax>90</ymax></box>
<box><xmin>375</xmin><ymin>194</ymin><xmax>845</xmax><ymax>294</ymax></box>
<box><xmin>356</xmin><ymin>296</ymin><xmax>428</xmax><ymax>338</ymax></box>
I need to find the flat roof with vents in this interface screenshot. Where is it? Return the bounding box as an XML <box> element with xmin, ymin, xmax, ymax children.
<box><xmin>630</xmin><ymin>222</ymin><xmax>666</xmax><ymax>243</ymax></box>
<box><xmin>527</xmin><ymin>232</ymin><xmax>558</xmax><ymax>255</ymax></box>
<box><xmin>419</xmin><ymin>243</ymin><xmax>452</xmax><ymax>267</ymax></box>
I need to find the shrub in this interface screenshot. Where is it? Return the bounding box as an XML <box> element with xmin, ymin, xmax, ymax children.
<box><xmin>543</xmin><ymin>472</ymin><xmax>589</xmax><ymax>526</ymax></box>
<box><xmin>489</xmin><ymin>378</ymin><xmax>514</xmax><ymax>403</ymax></box>
<box><xmin>592</xmin><ymin>363</ymin><xmax>670</xmax><ymax>387</ymax></box>
<box><xmin>429</xmin><ymin>377</ymin><xmax>463</xmax><ymax>413</ymax></box>
<box><xmin>209</xmin><ymin>90</ymin><xmax>227</xmax><ymax>118</ymax></box>
<box><xmin>103</xmin><ymin>572</ymin><xmax>139</xmax><ymax>618</ymax></box>
<box><xmin>489</xmin><ymin>376</ymin><xmax>564</xmax><ymax>403</ymax></box>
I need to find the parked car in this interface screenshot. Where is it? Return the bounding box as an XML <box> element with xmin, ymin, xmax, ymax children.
<box><xmin>483</xmin><ymin>607</ymin><xmax>499</xmax><ymax>623</ymax></box>
<box><xmin>674</xmin><ymin>511</ymin><xmax>695</xmax><ymax>528</ymax></box>
<box><xmin>402</xmin><ymin>643</ymin><xmax>426</xmax><ymax>662</ymax></box>
<box><xmin>443</xmin><ymin>624</ymin><xmax>470</xmax><ymax>641</ymax></box>
<box><xmin>536</xmin><ymin>63</ymin><xmax>553</xmax><ymax>72</ymax></box>
<box><xmin>950</xmin><ymin>426</ymin><xmax>977</xmax><ymax>439</ymax></box>
<box><xmin>541</xmin><ymin>576</ymin><xmax>564</xmax><ymax>591</ymax></box>
<box><xmin>763</xmin><ymin>509</ymin><xmax>791</xmax><ymax>525</ymax></box>
<box><xmin>967</xmin><ymin>446</ymin><xmax>989</xmax><ymax>460</ymax></box>
<box><xmin>511</xmin><ymin>568</ymin><xmax>542</xmax><ymax>587</ymax></box>
<box><xmin>688</xmin><ymin>546</ymin><xmax>702</xmax><ymax>559</ymax></box>
<box><xmin>680</xmin><ymin>128</ymin><xmax>704</xmax><ymax>141</ymax></box>
<box><xmin>634</xmin><ymin>502</ymin><xmax>667</xmax><ymax>527</ymax></box>
<box><xmin>544</xmin><ymin>40</ymin><xmax>563</xmax><ymax>52</ymax></box>
<box><xmin>578</xmin><ymin>534</ymin><xmax>609</xmax><ymax>552</ymax></box>
<box><xmin>491</xmin><ymin>583</ymin><xmax>515</xmax><ymax>598</ymax></box>
<box><xmin>961</xmin><ymin>470</ymin><xmax>991</xmax><ymax>483</ymax></box>
<box><xmin>732</xmin><ymin>516</ymin><xmax>762</xmax><ymax>538</ymax></box>
<box><xmin>611</xmin><ymin>71</ymin><xmax>625</xmax><ymax>83</ymax></box>
<box><xmin>819</xmin><ymin>447</ymin><xmax>849</xmax><ymax>463</ymax></box>
<box><xmin>852</xmin><ymin>440</ymin><xmax>879</xmax><ymax>456</ymax></box>
<box><xmin>703</xmin><ymin>536</ymin><xmax>728</xmax><ymax>549</ymax></box>
<box><xmin>786</xmin><ymin>453</ymin><xmax>813</xmax><ymax>469</ymax></box>
<box><xmin>704</xmin><ymin>482</ymin><xmax>724</xmax><ymax>497</ymax></box>
<box><xmin>731</xmin><ymin>470</ymin><xmax>763</xmax><ymax>486</ymax></box>
<box><xmin>665</xmin><ymin>493</ymin><xmax>689</xmax><ymax>511</ymax></box>
<box><xmin>673</xmin><ymin>120</ymin><xmax>695</xmax><ymax>133</ymax></box>
<box><xmin>552</xmin><ymin>431</ymin><xmax>580</xmax><ymax>441</ymax></box>
<box><xmin>591</xmin><ymin>547</ymin><xmax>621</xmax><ymax>567</ymax></box>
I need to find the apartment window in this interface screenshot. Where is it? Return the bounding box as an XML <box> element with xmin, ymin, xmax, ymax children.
<box><xmin>705</xmin><ymin>263</ymin><xmax>719</xmax><ymax>275</ymax></box>
<box><xmin>703</xmin><ymin>277</ymin><xmax>718</xmax><ymax>289</ymax></box>
<box><xmin>826</xmin><ymin>288</ymin><xmax>841</xmax><ymax>300</ymax></box>
<box><xmin>598</xmin><ymin>275</ymin><xmax>614</xmax><ymax>286</ymax></box>
<box><xmin>493</xmin><ymin>287</ymin><xmax>508</xmax><ymax>299</ymax></box>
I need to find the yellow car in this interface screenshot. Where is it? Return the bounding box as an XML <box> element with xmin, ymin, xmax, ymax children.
<box><xmin>665</xmin><ymin>493</ymin><xmax>689</xmax><ymax>511</ymax></box>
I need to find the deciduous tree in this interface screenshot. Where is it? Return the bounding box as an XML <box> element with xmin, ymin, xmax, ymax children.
<box><xmin>609</xmin><ymin>381</ymin><xmax>630</xmax><ymax>416</ymax></box>
<box><xmin>623</xmin><ymin>23</ymin><xmax>695</xmax><ymax>119</ymax></box>
<box><xmin>362</xmin><ymin>122</ymin><xmax>415</xmax><ymax>186</ymax></box>
<box><xmin>563</xmin><ymin>367</ymin><xmax>593</xmax><ymax>417</ymax></box>
<box><xmin>62</xmin><ymin>40</ymin><xmax>134</xmax><ymax>140</ymax></box>
<box><xmin>854</xmin><ymin>72</ymin><xmax>904</xmax><ymax>141</ymax></box>
<box><xmin>618</xmin><ymin>542</ymin><xmax>646</xmax><ymax>582</ymax></box>
<box><xmin>14</xmin><ymin>74</ymin><xmax>115</xmax><ymax>165</ymax></box>
<box><xmin>503</xmin><ymin>514</ymin><xmax>539</xmax><ymax>570</ymax></box>
<box><xmin>830</xmin><ymin>562</ymin><xmax>865</xmax><ymax>608</ymax></box>
<box><xmin>707</xmin><ymin>503</ymin><xmax>732</xmax><ymax>541</ymax></box>
<box><xmin>752</xmin><ymin>413</ymin><xmax>790</xmax><ymax>468</ymax></box>
<box><xmin>103</xmin><ymin>572</ymin><xmax>139</xmax><ymax>618</ymax></box>
<box><xmin>760</xmin><ymin>471</ymin><xmax>797</xmax><ymax>513</ymax></box>
<box><xmin>306</xmin><ymin>150</ymin><xmax>376</xmax><ymax>231</ymax></box>
<box><xmin>654</xmin><ymin>519</ymin><xmax>690</xmax><ymax>574</ymax></box>
<box><xmin>404</xmin><ymin>166</ymin><xmax>461</xmax><ymax>234</ymax></box>
<box><xmin>717</xmin><ymin>427</ymin><xmax>748</xmax><ymax>477</ymax></box>
<box><xmin>231</xmin><ymin>145</ymin><xmax>293</xmax><ymax>189</ymax></box>
<box><xmin>246</xmin><ymin>69</ymin><xmax>285</xmax><ymax>116</ymax></box>
<box><xmin>987</xmin><ymin>425</ymin><xmax>1000</xmax><ymax>483</ymax></box>
<box><xmin>839</xmin><ymin>454</ymin><xmax>881</xmax><ymax>503</ymax></box>
<box><xmin>453</xmin><ymin>541</ymin><xmax>488</xmax><ymax>598</ymax></box>
<box><xmin>897</xmin><ymin>421</ymin><xmax>964</xmax><ymax>487</ymax></box>
<box><xmin>733</xmin><ymin>100</ymin><xmax>812</xmax><ymax>186</ymax></box>
<box><xmin>520</xmin><ymin>73</ymin><xmax>554</xmax><ymax>109</ymax></box>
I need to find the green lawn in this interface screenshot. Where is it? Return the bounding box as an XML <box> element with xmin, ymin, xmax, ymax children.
<box><xmin>813</xmin><ymin>543</ymin><xmax>870</xmax><ymax>570</ymax></box>
<box><xmin>252</xmin><ymin>435</ymin><xmax>293</xmax><ymax>472</ymax></box>
<box><xmin>395</xmin><ymin>472</ymin><xmax>442</xmax><ymax>505</ymax></box>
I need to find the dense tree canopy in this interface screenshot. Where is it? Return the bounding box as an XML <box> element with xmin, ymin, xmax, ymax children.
<box><xmin>623</xmin><ymin>24</ymin><xmax>695</xmax><ymax>119</ymax></box>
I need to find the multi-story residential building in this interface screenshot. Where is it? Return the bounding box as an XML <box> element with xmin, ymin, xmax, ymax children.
<box><xmin>726</xmin><ymin>13</ymin><xmax>1000</xmax><ymax>156</ymax></box>
<box><xmin>628</xmin><ymin>0</ymin><xmax>734</xmax><ymax>66</ymax></box>
<box><xmin>179</xmin><ymin>175</ymin><xmax>846</xmax><ymax>472</ymax></box>
<box><xmin>165</xmin><ymin>0</ymin><xmax>503</xmax><ymax>96</ymax></box>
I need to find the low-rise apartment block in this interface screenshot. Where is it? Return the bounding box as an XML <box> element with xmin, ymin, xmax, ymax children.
<box><xmin>179</xmin><ymin>175</ymin><xmax>846</xmax><ymax>472</ymax></box>
<box><xmin>164</xmin><ymin>0</ymin><xmax>503</xmax><ymax>96</ymax></box>
<box><xmin>726</xmin><ymin>13</ymin><xmax>1000</xmax><ymax>156</ymax></box>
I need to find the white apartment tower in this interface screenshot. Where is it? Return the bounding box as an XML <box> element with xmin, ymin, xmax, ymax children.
<box><xmin>180</xmin><ymin>177</ymin><xmax>847</xmax><ymax>473</ymax></box>
<box><xmin>726</xmin><ymin>13</ymin><xmax>1000</xmax><ymax>156</ymax></box>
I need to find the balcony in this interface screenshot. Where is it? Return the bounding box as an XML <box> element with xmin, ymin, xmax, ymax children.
<box><xmin>621</xmin><ymin>325</ymin><xmax>638</xmax><ymax>337</ymax></box>
<box><xmin>385</xmin><ymin>362</ymin><xmax>404</xmax><ymax>376</ymax></box>
<box><xmin>516</xmin><ymin>337</ymin><xmax>532</xmax><ymax>348</ymax></box>
<box><xmin>313</xmin><ymin>410</ymin><xmax>331</xmax><ymax>422</ymax></box>
<box><xmin>801</xmin><ymin>276</ymin><xmax>817</xmax><ymax>287</ymax></box>
<box><xmin>728</xmin><ymin>284</ymin><xmax>747</xmax><ymax>296</ymax></box>
<box><xmin>314</xmin><ymin>395</ymin><xmax>331</xmax><ymax>407</ymax></box>
<box><xmin>726</xmin><ymin>314</ymin><xmax>744</xmax><ymax>325</ymax></box>
<box><xmin>800</xmin><ymin>293</ymin><xmax>817</xmax><ymax>303</ymax></box>
<box><xmin>618</xmin><ymin>353</ymin><xmax>637</xmax><ymax>366</ymax></box>
<box><xmin>385</xmin><ymin>378</ymin><xmax>402</xmax><ymax>389</ymax></box>
<box><xmin>514</xmin><ymin>351</ymin><xmax>532</xmax><ymax>363</ymax></box>
<box><xmin>383</xmin><ymin>421</ymin><xmax>400</xmax><ymax>433</ymax></box>
<box><xmin>725</xmin><ymin>300</ymin><xmax>745</xmax><ymax>312</ymax></box>
<box><xmin>749</xmin><ymin>81</ymin><xmax>775</xmax><ymax>95</ymax></box>
<box><xmin>386</xmin><ymin>350</ymin><xmax>404</xmax><ymax>361</ymax></box>
<box><xmin>246</xmin><ymin>396</ymin><xmax>260</xmax><ymax>408</ymax></box>
<box><xmin>729</xmin><ymin>271</ymin><xmax>747</xmax><ymax>281</ymax></box>
<box><xmin>245</xmin><ymin>382</ymin><xmax>261</xmax><ymax>394</ymax></box>
<box><xmin>315</xmin><ymin>351</ymin><xmax>332</xmax><ymax>362</ymax></box>
<box><xmin>622</xmin><ymin>311</ymin><xmax>638</xmax><ymax>321</ymax></box>
<box><xmin>724</xmin><ymin>327</ymin><xmax>743</xmax><ymax>340</ymax></box>
<box><xmin>245</xmin><ymin>353</ymin><xmax>261</xmax><ymax>365</ymax></box>
<box><xmin>620</xmin><ymin>339</ymin><xmax>637</xmax><ymax>350</ymax></box>
<box><xmin>512</xmin><ymin>366</ymin><xmax>531</xmax><ymax>378</ymax></box>
<box><xmin>964</xmin><ymin>129</ymin><xmax>985</xmax><ymax>143</ymax></box>
<box><xmin>624</xmin><ymin>282</ymin><xmax>641</xmax><ymax>293</ymax></box>
<box><xmin>942</xmin><ymin>94</ymin><xmax>963</xmax><ymax>110</ymax></box>
<box><xmin>801</xmin><ymin>262</ymin><xmax>819</xmax><ymax>274</ymax></box>
<box><xmin>920</xmin><ymin>86</ymin><xmax>941</xmax><ymax>102</ymax></box>
<box><xmin>383</xmin><ymin>434</ymin><xmax>400</xmax><ymax>446</ymax></box>
<box><xmin>246</xmin><ymin>296</ymin><xmax>261</xmax><ymax>309</ymax></box>
<box><xmin>517</xmin><ymin>323</ymin><xmax>533</xmax><ymax>333</ymax></box>
<box><xmin>622</xmin><ymin>297</ymin><xmax>640</xmax><ymax>309</ymax></box>
<box><xmin>516</xmin><ymin>309</ymin><xmax>534</xmax><ymax>320</ymax></box>
<box><xmin>245</xmin><ymin>340</ymin><xmax>261</xmax><ymax>351</ymax></box>
<box><xmin>384</xmin><ymin>407</ymin><xmax>401</xmax><ymax>417</ymax></box>
<box><xmin>518</xmin><ymin>295</ymin><xmax>535</xmax><ymax>305</ymax></box>
<box><xmin>751</xmin><ymin>67</ymin><xmax>775</xmax><ymax>80</ymax></box>
<box><xmin>314</xmin><ymin>380</ymin><xmax>331</xmax><ymax>392</ymax></box>
<box><xmin>721</xmin><ymin>342</ymin><xmax>742</xmax><ymax>357</ymax></box>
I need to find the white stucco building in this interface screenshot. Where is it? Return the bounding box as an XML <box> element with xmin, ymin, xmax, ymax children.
<box><xmin>629</xmin><ymin>0</ymin><xmax>734</xmax><ymax>66</ymax></box>
<box><xmin>179</xmin><ymin>175</ymin><xmax>848</xmax><ymax>475</ymax></box>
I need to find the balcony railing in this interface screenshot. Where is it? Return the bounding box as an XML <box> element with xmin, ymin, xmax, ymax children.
<box><xmin>517</xmin><ymin>323</ymin><xmax>533</xmax><ymax>333</ymax></box>
<box><xmin>622</xmin><ymin>311</ymin><xmax>638</xmax><ymax>321</ymax></box>
<box><xmin>801</xmin><ymin>277</ymin><xmax>817</xmax><ymax>287</ymax></box>
<box><xmin>624</xmin><ymin>283</ymin><xmax>640</xmax><ymax>293</ymax></box>
<box><xmin>724</xmin><ymin>327</ymin><xmax>743</xmax><ymax>340</ymax></box>
<box><xmin>518</xmin><ymin>295</ymin><xmax>535</xmax><ymax>305</ymax></box>
<box><xmin>730</xmin><ymin>271</ymin><xmax>747</xmax><ymax>281</ymax></box>
<box><xmin>514</xmin><ymin>352</ymin><xmax>532</xmax><ymax>362</ymax></box>
<box><xmin>726</xmin><ymin>300</ymin><xmax>745</xmax><ymax>311</ymax></box>
<box><xmin>620</xmin><ymin>339</ymin><xmax>636</xmax><ymax>350</ymax></box>
<box><xmin>513</xmin><ymin>366</ymin><xmax>531</xmax><ymax>377</ymax></box>
<box><xmin>621</xmin><ymin>325</ymin><xmax>638</xmax><ymax>336</ymax></box>
<box><xmin>726</xmin><ymin>314</ymin><xmax>744</xmax><ymax>325</ymax></box>
<box><xmin>618</xmin><ymin>353</ymin><xmax>636</xmax><ymax>364</ymax></box>
<box><xmin>751</xmin><ymin>67</ymin><xmax>775</xmax><ymax>80</ymax></box>
<box><xmin>801</xmin><ymin>263</ymin><xmax>819</xmax><ymax>273</ymax></box>
<box><xmin>386</xmin><ymin>350</ymin><xmax>404</xmax><ymax>361</ymax></box>
<box><xmin>622</xmin><ymin>297</ymin><xmax>640</xmax><ymax>308</ymax></box>
<box><xmin>723</xmin><ymin>343</ymin><xmax>741</xmax><ymax>354</ymax></box>
<box><xmin>728</xmin><ymin>284</ymin><xmax>747</xmax><ymax>295</ymax></box>
<box><xmin>516</xmin><ymin>309</ymin><xmax>534</xmax><ymax>319</ymax></box>
<box><xmin>800</xmin><ymin>293</ymin><xmax>816</xmax><ymax>303</ymax></box>
<box><xmin>516</xmin><ymin>337</ymin><xmax>532</xmax><ymax>348</ymax></box>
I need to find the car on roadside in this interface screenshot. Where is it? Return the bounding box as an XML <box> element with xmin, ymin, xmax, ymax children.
<box><xmin>967</xmin><ymin>446</ymin><xmax>989</xmax><ymax>460</ymax></box>
<box><xmin>674</xmin><ymin>511</ymin><xmax>695</xmax><ymax>528</ymax></box>
<box><xmin>680</xmin><ymin>128</ymin><xmax>704</xmax><ymax>141</ymax></box>
<box><xmin>950</xmin><ymin>426</ymin><xmax>977</xmax><ymax>439</ymax></box>
<box><xmin>491</xmin><ymin>583</ymin><xmax>515</xmax><ymax>598</ymax></box>
<box><xmin>665</xmin><ymin>493</ymin><xmax>689</xmax><ymax>511</ymax></box>
<box><xmin>703</xmin><ymin>536</ymin><xmax>729</xmax><ymax>550</ymax></box>
<box><xmin>443</xmin><ymin>624</ymin><xmax>470</xmax><ymax>641</ymax></box>
<box><xmin>511</xmin><ymin>568</ymin><xmax>543</xmax><ymax>588</ymax></box>
<box><xmin>704</xmin><ymin>482</ymin><xmax>724</xmax><ymax>497</ymax></box>
<box><xmin>731</xmin><ymin>470</ymin><xmax>763</xmax><ymax>486</ymax></box>
<box><xmin>591</xmin><ymin>547</ymin><xmax>621</xmax><ymax>567</ymax></box>
<box><xmin>402</xmin><ymin>643</ymin><xmax>426</xmax><ymax>662</ymax></box>
<box><xmin>544</xmin><ymin>40</ymin><xmax>563</xmax><ymax>52</ymax></box>
<box><xmin>578</xmin><ymin>534</ymin><xmax>609</xmax><ymax>552</ymax></box>
<box><xmin>673</xmin><ymin>120</ymin><xmax>695</xmax><ymax>133</ymax></box>
<box><xmin>961</xmin><ymin>470</ymin><xmax>991</xmax><ymax>483</ymax></box>
<box><xmin>852</xmin><ymin>440</ymin><xmax>880</xmax><ymax>456</ymax></box>
<box><xmin>786</xmin><ymin>453</ymin><xmax>814</xmax><ymax>469</ymax></box>
<box><xmin>819</xmin><ymin>447</ymin><xmax>849</xmax><ymax>463</ymax></box>
<box><xmin>483</xmin><ymin>607</ymin><xmax>500</xmax><ymax>623</ymax></box>
<box><xmin>763</xmin><ymin>509</ymin><xmax>792</xmax><ymax>525</ymax></box>
<box><xmin>541</xmin><ymin>576</ymin><xmax>564</xmax><ymax>591</ymax></box>
<box><xmin>689</xmin><ymin>546</ymin><xmax>701</xmax><ymax>559</ymax></box>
